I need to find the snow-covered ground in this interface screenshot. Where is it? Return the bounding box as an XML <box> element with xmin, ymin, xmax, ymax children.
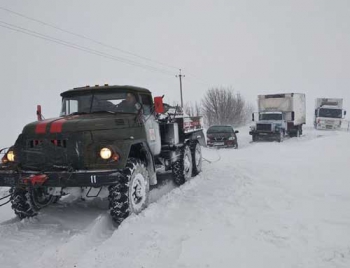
<box><xmin>1</xmin><ymin>128</ymin><xmax>350</xmax><ymax>268</ymax></box>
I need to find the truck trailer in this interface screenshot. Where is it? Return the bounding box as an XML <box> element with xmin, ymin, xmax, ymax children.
<box><xmin>249</xmin><ymin>93</ymin><xmax>306</xmax><ymax>142</ymax></box>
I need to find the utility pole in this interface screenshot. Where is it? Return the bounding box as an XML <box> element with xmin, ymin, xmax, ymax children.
<box><xmin>176</xmin><ymin>69</ymin><xmax>185</xmax><ymax>107</ymax></box>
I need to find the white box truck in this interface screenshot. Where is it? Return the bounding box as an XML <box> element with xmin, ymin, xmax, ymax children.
<box><xmin>249</xmin><ymin>93</ymin><xmax>306</xmax><ymax>142</ymax></box>
<box><xmin>314</xmin><ymin>98</ymin><xmax>346</xmax><ymax>130</ymax></box>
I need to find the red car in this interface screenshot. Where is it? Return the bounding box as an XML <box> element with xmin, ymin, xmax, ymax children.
<box><xmin>206</xmin><ymin>125</ymin><xmax>239</xmax><ymax>149</ymax></box>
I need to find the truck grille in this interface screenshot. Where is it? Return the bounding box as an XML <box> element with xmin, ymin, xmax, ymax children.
<box><xmin>256</xmin><ymin>124</ymin><xmax>272</xmax><ymax>131</ymax></box>
<box><xmin>213</xmin><ymin>137</ymin><xmax>226</xmax><ymax>141</ymax></box>
<box><xmin>28</xmin><ymin>139</ymin><xmax>67</xmax><ymax>148</ymax></box>
<box><xmin>17</xmin><ymin>133</ymin><xmax>84</xmax><ymax>171</ymax></box>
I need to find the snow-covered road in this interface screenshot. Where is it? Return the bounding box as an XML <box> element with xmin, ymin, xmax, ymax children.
<box><xmin>1</xmin><ymin>128</ymin><xmax>350</xmax><ymax>268</ymax></box>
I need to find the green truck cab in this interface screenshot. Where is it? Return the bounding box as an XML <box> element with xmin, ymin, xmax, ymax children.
<box><xmin>0</xmin><ymin>85</ymin><xmax>205</xmax><ymax>224</ymax></box>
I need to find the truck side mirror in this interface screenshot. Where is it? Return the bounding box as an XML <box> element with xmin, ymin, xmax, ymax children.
<box><xmin>37</xmin><ymin>105</ymin><xmax>43</xmax><ymax>121</ymax></box>
<box><xmin>344</xmin><ymin>110</ymin><xmax>347</xmax><ymax>116</ymax></box>
<box><xmin>252</xmin><ymin>113</ymin><xmax>254</xmax><ymax>122</ymax></box>
<box><xmin>235</xmin><ymin>130</ymin><xmax>239</xmax><ymax>134</ymax></box>
<box><xmin>154</xmin><ymin>96</ymin><xmax>165</xmax><ymax>114</ymax></box>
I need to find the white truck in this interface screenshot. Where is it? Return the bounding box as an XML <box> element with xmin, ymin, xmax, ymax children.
<box><xmin>314</xmin><ymin>98</ymin><xmax>347</xmax><ymax>130</ymax></box>
<box><xmin>249</xmin><ymin>93</ymin><xmax>306</xmax><ymax>142</ymax></box>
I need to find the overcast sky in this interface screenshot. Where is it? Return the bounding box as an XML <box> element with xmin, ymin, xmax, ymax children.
<box><xmin>0</xmin><ymin>0</ymin><xmax>349</xmax><ymax>145</ymax></box>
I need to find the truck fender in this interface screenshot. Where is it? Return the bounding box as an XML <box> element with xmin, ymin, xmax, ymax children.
<box><xmin>186</xmin><ymin>130</ymin><xmax>206</xmax><ymax>147</ymax></box>
<box><xmin>128</xmin><ymin>142</ymin><xmax>157</xmax><ymax>186</ymax></box>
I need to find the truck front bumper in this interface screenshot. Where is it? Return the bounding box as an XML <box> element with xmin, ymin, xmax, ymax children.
<box><xmin>249</xmin><ymin>130</ymin><xmax>280</xmax><ymax>139</ymax></box>
<box><xmin>0</xmin><ymin>168</ymin><xmax>122</xmax><ymax>188</ymax></box>
<box><xmin>316</xmin><ymin>124</ymin><xmax>340</xmax><ymax>130</ymax></box>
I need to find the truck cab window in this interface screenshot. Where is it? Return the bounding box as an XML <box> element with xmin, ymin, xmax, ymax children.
<box><xmin>140</xmin><ymin>94</ymin><xmax>153</xmax><ymax>115</ymax></box>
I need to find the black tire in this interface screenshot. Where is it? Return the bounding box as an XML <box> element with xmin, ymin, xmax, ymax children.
<box><xmin>233</xmin><ymin>142</ymin><xmax>238</xmax><ymax>149</ymax></box>
<box><xmin>10</xmin><ymin>187</ymin><xmax>55</xmax><ymax>219</ymax></box>
<box><xmin>278</xmin><ymin>131</ymin><xmax>284</xmax><ymax>143</ymax></box>
<box><xmin>172</xmin><ymin>145</ymin><xmax>193</xmax><ymax>185</ymax></box>
<box><xmin>191</xmin><ymin>142</ymin><xmax>202</xmax><ymax>176</ymax></box>
<box><xmin>108</xmin><ymin>158</ymin><xmax>149</xmax><ymax>225</ymax></box>
<box><xmin>252</xmin><ymin>135</ymin><xmax>257</xmax><ymax>142</ymax></box>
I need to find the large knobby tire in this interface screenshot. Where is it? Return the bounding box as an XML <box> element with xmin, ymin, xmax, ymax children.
<box><xmin>108</xmin><ymin>158</ymin><xmax>150</xmax><ymax>225</ymax></box>
<box><xmin>10</xmin><ymin>187</ymin><xmax>55</xmax><ymax>219</ymax></box>
<box><xmin>191</xmin><ymin>142</ymin><xmax>202</xmax><ymax>176</ymax></box>
<box><xmin>172</xmin><ymin>145</ymin><xmax>193</xmax><ymax>185</ymax></box>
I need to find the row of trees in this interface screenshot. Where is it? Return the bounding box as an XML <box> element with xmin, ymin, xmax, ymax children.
<box><xmin>183</xmin><ymin>87</ymin><xmax>253</xmax><ymax>127</ymax></box>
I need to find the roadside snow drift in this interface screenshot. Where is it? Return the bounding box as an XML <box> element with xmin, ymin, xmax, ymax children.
<box><xmin>1</xmin><ymin>128</ymin><xmax>350</xmax><ymax>268</ymax></box>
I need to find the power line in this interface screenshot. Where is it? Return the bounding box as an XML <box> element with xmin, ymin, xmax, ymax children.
<box><xmin>185</xmin><ymin>72</ymin><xmax>213</xmax><ymax>87</ymax></box>
<box><xmin>0</xmin><ymin>6</ymin><xmax>180</xmax><ymax>71</ymax></box>
<box><xmin>0</xmin><ymin>20</ymin><xmax>175</xmax><ymax>76</ymax></box>
<box><xmin>0</xmin><ymin>6</ymin><xmax>215</xmax><ymax>89</ymax></box>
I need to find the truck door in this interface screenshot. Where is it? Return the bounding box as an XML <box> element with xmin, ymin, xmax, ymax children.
<box><xmin>140</xmin><ymin>94</ymin><xmax>161</xmax><ymax>155</ymax></box>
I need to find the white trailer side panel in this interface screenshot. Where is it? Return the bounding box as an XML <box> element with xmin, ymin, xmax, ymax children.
<box><xmin>292</xmin><ymin>93</ymin><xmax>306</xmax><ymax>125</ymax></box>
<box><xmin>258</xmin><ymin>95</ymin><xmax>293</xmax><ymax>112</ymax></box>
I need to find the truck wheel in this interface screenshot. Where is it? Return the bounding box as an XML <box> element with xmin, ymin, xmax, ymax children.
<box><xmin>108</xmin><ymin>158</ymin><xmax>149</xmax><ymax>225</ymax></box>
<box><xmin>233</xmin><ymin>142</ymin><xmax>238</xmax><ymax>149</ymax></box>
<box><xmin>172</xmin><ymin>145</ymin><xmax>193</xmax><ymax>185</ymax></box>
<box><xmin>10</xmin><ymin>187</ymin><xmax>55</xmax><ymax>219</ymax></box>
<box><xmin>252</xmin><ymin>135</ymin><xmax>257</xmax><ymax>142</ymax></box>
<box><xmin>191</xmin><ymin>142</ymin><xmax>202</xmax><ymax>176</ymax></box>
<box><xmin>278</xmin><ymin>131</ymin><xmax>284</xmax><ymax>143</ymax></box>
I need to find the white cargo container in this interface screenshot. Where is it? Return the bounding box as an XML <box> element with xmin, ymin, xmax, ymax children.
<box><xmin>314</xmin><ymin>98</ymin><xmax>346</xmax><ymax>130</ymax></box>
<box><xmin>250</xmin><ymin>93</ymin><xmax>306</xmax><ymax>142</ymax></box>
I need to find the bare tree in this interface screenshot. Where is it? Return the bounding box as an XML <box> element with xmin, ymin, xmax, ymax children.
<box><xmin>184</xmin><ymin>101</ymin><xmax>201</xmax><ymax>116</ymax></box>
<box><xmin>202</xmin><ymin>87</ymin><xmax>252</xmax><ymax>127</ymax></box>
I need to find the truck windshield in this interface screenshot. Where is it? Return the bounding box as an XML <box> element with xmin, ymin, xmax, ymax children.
<box><xmin>319</xmin><ymin>108</ymin><xmax>342</xmax><ymax>119</ymax></box>
<box><xmin>60</xmin><ymin>92</ymin><xmax>138</xmax><ymax>116</ymax></box>
<box><xmin>259</xmin><ymin>113</ymin><xmax>282</xmax><ymax>121</ymax></box>
<box><xmin>207</xmin><ymin>126</ymin><xmax>233</xmax><ymax>133</ymax></box>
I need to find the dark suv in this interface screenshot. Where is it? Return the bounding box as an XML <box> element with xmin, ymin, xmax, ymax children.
<box><xmin>206</xmin><ymin>125</ymin><xmax>239</xmax><ymax>149</ymax></box>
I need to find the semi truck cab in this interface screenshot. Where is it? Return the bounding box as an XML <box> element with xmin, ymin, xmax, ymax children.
<box><xmin>314</xmin><ymin>106</ymin><xmax>346</xmax><ymax>130</ymax></box>
<box><xmin>314</xmin><ymin>98</ymin><xmax>347</xmax><ymax>130</ymax></box>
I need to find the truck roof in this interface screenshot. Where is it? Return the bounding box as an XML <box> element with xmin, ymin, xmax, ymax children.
<box><xmin>258</xmin><ymin>93</ymin><xmax>305</xmax><ymax>99</ymax></box>
<box><xmin>61</xmin><ymin>85</ymin><xmax>151</xmax><ymax>97</ymax></box>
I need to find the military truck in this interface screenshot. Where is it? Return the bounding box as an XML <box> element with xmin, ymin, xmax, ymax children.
<box><xmin>249</xmin><ymin>93</ymin><xmax>306</xmax><ymax>142</ymax></box>
<box><xmin>0</xmin><ymin>85</ymin><xmax>205</xmax><ymax>224</ymax></box>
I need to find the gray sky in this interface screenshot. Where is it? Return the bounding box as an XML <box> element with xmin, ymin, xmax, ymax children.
<box><xmin>0</xmin><ymin>0</ymin><xmax>349</xmax><ymax>146</ymax></box>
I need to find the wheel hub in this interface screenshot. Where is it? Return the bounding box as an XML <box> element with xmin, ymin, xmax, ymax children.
<box><xmin>131</xmin><ymin>174</ymin><xmax>146</xmax><ymax>206</ymax></box>
<box><xmin>195</xmin><ymin>146</ymin><xmax>201</xmax><ymax>166</ymax></box>
<box><xmin>184</xmin><ymin>155</ymin><xmax>191</xmax><ymax>172</ymax></box>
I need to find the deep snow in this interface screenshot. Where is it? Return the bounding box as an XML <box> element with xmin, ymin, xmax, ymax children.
<box><xmin>0</xmin><ymin>128</ymin><xmax>350</xmax><ymax>268</ymax></box>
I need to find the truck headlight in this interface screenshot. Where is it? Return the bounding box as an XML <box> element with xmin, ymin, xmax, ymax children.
<box><xmin>7</xmin><ymin>150</ymin><xmax>15</xmax><ymax>162</ymax></box>
<box><xmin>228</xmin><ymin>137</ymin><xmax>235</xmax><ymax>140</ymax></box>
<box><xmin>100</xmin><ymin>148</ymin><xmax>112</xmax><ymax>160</ymax></box>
